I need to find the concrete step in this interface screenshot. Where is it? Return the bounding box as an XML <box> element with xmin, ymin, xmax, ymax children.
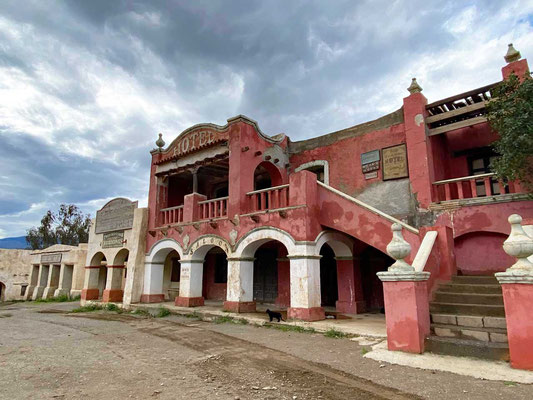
<box><xmin>429</xmin><ymin>302</ymin><xmax>505</xmax><ymax>317</ymax></box>
<box><xmin>437</xmin><ymin>283</ymin><xmax>502</xmax><ymax>294</ymax></box>
<box><xmin>431</xmin><ymin>313</ymin><xmax>507</xmax><ymax>329</ymax></box>
<box><xmin>425</xmin><ymin>336</ymin><xmax>509</xmax><ymax>361</ymax></box>
<box><xmin>431</xmin><ymin>323</ymin><xmax>507</xmax><ymax>343</ymax></box>
<box><xmin>451</xmin><ymin>275</ymin><xmax>498</xmax><ymax>285</ymax></box>
<box><xmin>433</xmin><ymin>291</ymin><xmax>504</xmax><ymax>305</ymax></box>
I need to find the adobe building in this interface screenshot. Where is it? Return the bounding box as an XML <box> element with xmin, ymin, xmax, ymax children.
<box><xmin>26</xmin><ymin>244</ymin><xmax>88</xmax><ymax>300</ymax></box>
<box><xmin>81</xmin><ymin>45</ymin><xmax>533</xmax><ymax>368</ymax></box>
<box><xmin>0</xmin><ymin>249</ymin><xmax>32</xmax><ymax>301</ymax></box>
<box><xmin>81</xmin><ymin>198</ymin><xmax>148</xmax><ymax>306</ymax></box>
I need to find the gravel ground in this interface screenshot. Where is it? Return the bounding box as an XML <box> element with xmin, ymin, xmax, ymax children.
<box><xmin>0</xmin><ymin>302</ymin><xmax>531</xmax><ymax>400</ymax></box>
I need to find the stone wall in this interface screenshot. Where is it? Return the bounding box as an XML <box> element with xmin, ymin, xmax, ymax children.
<box><xmin>0</xmin><ymin>249</ymin><xmax>32</xmax><ymax>301</ymax></box>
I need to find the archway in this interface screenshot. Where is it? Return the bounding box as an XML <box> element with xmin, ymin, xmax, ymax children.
<box><xmin>320</xmin><ymin>244</ymin><xmax>338</xmax><ymax>307</ymax></box>
<box><xmin>142</xmin><ymin>239</ymin><xmax>184</xmax><ymax>303</ymax></box>
<box><xmin>90</xmin><ymin>252</ymin><xmax>107</xmax><ymax>299</ymax></box>
<box><xmin>113</xmin><ymin>249</ymin><xmax>129</xmax><ymax>292</ymax></box>
<box><xmin>0</xmin><ymin>282</ymin><xmax>5</xmax><ymax>301</ymax></box>
<box><xmin>202</xmin><ymin>247</ymin><xmax>228</xmax><ymax>301</ymax></box>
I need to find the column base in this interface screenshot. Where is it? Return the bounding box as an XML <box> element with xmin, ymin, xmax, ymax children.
<box><xmin>32</xmin><ymin>286</ymin><xmax>45</xmax><ymax>300</ymax></box>
<box><xmin>43</xmin><ymin>286</ymin><xmax>58</xmax><ymax>299</ymax></box>
<box><xmin>24</xmin><ymin>285</ymin><xmax>35</xmax><ymax>300</ymax></box>
<box><xmin>140</xmin><ymin>294</ymin><xmax>165</xmax><ymax>303</ymax></box>
<box><xmin>81</xmin><ymin>288</ymin><xmax>100</xmax><ymax>301</ymax></box>
<box><xmin>54</xmin><ymin>288</ymin><xmax>70</xmax><ymax>298</ymax></box>
<box><xmin>102</xmin><ymin>289</ymin><xmax>124</xmax><ymax>303</ymax></box>
<box><xmin>335</xmin><ymin>300</ymin><xmax>366</xmax><ymax>314</ymax></box>
<box><xmin>175</xmin><ymin>296</ymin><xmax>204</xmax><ymax>307</ymax></box>
<box><xmin>223</xmin><ymin>301</ymin><xmax>256</xmax><ymax>313</ymax></box>
<box><xmin>287</xmin><ymin>307</ymin><xmax>325</xmax><ymax>321</ymax></box>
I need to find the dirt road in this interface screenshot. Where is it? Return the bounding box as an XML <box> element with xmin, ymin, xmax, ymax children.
<box><xmin>0</xmin><ymin>302</ymin><xmax>530</xmax><ymax>399</ymax></box>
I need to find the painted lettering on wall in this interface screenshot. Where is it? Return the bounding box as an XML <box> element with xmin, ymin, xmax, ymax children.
<box><xmin>187</xmin><ymin>235</ymin><xmax>230</xmax><ymax>255</ymax></box>
<box><xmin>382</xmin><ymin>144</ymin><xmax>409</xmax><ymax>180</ymax></box>
<box><xmin>171</xmin><ymin>129</ymin><xmax>228</xmax><ymax>158</ymax></box>
<box><xmin>41</xmin><ymin>253</ymin><xmax>62</xmax><ymax>264</ymax></box>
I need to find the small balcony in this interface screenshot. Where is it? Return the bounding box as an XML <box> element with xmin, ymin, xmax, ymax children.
<box><xmin>246</xmin><ymin>184</ymin><xmax>290</xmax><ymax>213</ymax></box>
<box><xmin>431</xmin><ymin>173</ymin><xmax>526</xmax><ymax>210</ymax></box>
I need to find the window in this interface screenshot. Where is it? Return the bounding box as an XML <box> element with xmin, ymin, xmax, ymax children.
<box><xmin>469</xmin><ymin>155</ymin><xmax>506</xmax><ymax>196</ymax></box>
<box><xmin>214</xmin><ymin>254</ymin><xmax>228</xmax><ymax>284</ymax></box>
<box><xmin>170</xmin><ymin>258</ymin><xmax>180</xmax><ymax>282</ymax></box>
<box><xmin>295</xmin><ymin>160</ymin><xmax>329</xmax><ymax>185</ymax></box>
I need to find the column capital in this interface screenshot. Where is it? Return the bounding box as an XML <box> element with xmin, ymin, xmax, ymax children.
<box><xmin>287</xmin><ymin>255</ymin><xmax>322</xmax><ymax>260</ymax></box>
<box><xmin>377</xmin><ymin>271</ymin><xmax>430</xmax><ymax>282</ymax></box>
<box><xmin>226</xmin><ymin>257</ymin><xmax>256</xmax><ymax>262</ymax></box>
<box><xmin>334</xmin><ymin>256</ymin><xmax>353</xmax><ymax>261</ymax></box>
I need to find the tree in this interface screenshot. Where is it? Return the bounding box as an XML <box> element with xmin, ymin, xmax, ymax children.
<box><xmin>487</xmin><ymin>72</ymin><xmax>533</xmax><ymax>192</ymax></box>
<box><xmin>26</xmin><ymin>204</ymin><xmax>91</xmax><ymax>250</ymax></box>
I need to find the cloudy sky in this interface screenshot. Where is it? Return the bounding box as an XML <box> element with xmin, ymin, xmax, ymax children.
<box><xmin>0</xmin><ymin>0</ymin><xmax>532</xmax><ymax>238</ymax></box>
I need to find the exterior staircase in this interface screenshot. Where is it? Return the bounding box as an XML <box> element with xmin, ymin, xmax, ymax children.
<box><xmin>425</xmin><ymin>275</ymin><xmax>509</xmax><ymax>361</ymax></box>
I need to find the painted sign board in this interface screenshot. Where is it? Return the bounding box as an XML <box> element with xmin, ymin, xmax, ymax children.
<box><xmin>361</xmin><ymin>150</ymin><xmax>380</xmax><ymax>165</ymax></box>
<box><xmin>95</xmin><ymin>198</ymin><xmax>137</xmax><ymax>234</ymax></box>
<box><xmin>382</xmin><ymin>144</ymin><xmax>409</xmax><ymax>180</ymax></box>
<box><xmin>41</xmin><ymin>253</ymin><xmax>62</xmax><ymax>264</ymax></box>
<box><xmin>102</xmin><ymin>231</ymin><xmax>125</xmax><ymax>248</ymax></box>
<box><xmin>364</xmin><ymin>171</ymin><xmax>378</xmax><ymax>180</ymax></box>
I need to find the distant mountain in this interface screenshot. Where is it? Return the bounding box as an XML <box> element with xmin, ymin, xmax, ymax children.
<box><xmin>0</xmin><ymin>236</ymin><xmax>29</xmax><ymax>249</ymax></box>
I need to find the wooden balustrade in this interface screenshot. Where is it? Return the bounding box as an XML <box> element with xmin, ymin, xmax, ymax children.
<box><xmin>246</xmin><ymin>184</ymin><xmax>290</xmax><ymax>212</ymax></box>
<box><xmin>433</xmin><ymin>173</ymin><xmax>519</xmax><ymax>202</ymax></box>
<box><xmin>198</xmin><ymin>197</ymin><xmax>228</xmax><ymax>220</ymax></box>
<box><xmin>159</xmin><ymin>205</ymin><xmax>184</xmax><ymax>225</ymax></box>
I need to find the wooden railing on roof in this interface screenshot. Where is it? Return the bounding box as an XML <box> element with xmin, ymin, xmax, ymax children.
<box><xmin>425</xmin><ymin>82</ymin><xmax>499</xmax><ymax>136</ymax></box>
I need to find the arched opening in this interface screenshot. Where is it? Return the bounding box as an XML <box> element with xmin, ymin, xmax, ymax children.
<box><xmin>163</xmin><ymin>250</ymin><xmax>181</xmax><ymax>301</ymax></box>
<box><xmin>454</xmin><ymin>231</ymin><xmax>512</xmax><ymax>275</ymax></box>
<box><xmin>359</xmin><ymin>245</ymin><xmax>393</xmax><ymax>312</ymax></box>
<box><xmin>254</xmin><ymin>161</ymin><xmax>283</xmax><ymax>190</ymax></box>
<box><xmin>202</xmin><ymin>247</ymin><xmax>228</xmax><ymax>301</ymax></box>
<box><xmin>320</xmin><ymin>244</ymin><xmax>338</xmax><ymax>307</ymax></box>
<box><xmin>0</xmin><ymin>282</ymin><xmax>5</xmax><ymax>301</ymax></box>
<box><xmin>112</xmin><ymin>249</ymin><xmax>129</xmax><ymax>299</ymax></box>
<box><xmin>90</xmin><ymin>252</ymin><xmax>107</xmax><ymax>299</ymax></box>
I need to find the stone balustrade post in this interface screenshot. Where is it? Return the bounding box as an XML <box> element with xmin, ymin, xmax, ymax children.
<box><xmin>377</xmin><ymin>223</ymin><xmax>430</xmax><ymax>353</ymax></box>
<box><xmin>495</xmin><ymin>214</ymin><xmax>533</xmax><ymax>370</ymax></box>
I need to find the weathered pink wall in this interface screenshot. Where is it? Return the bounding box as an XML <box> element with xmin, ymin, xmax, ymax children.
<box><xmin>455</xmin><ymin>232</ymin><xmax>513</xmax><ymax>274</ymax></box>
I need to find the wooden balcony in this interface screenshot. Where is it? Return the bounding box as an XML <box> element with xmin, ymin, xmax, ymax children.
<box><xmin>159</xmin><ymin>205</ymin><xmax>184</xmax><ymax>225</ymax></box>
<box><xmin>246</xmin><ymin>184</ymin><xmax>290</xmax><ymax>212</ymax></box>
<box><xmin>197</xmin><ymin>197</ymin><xmax>228</xmax><ymax>220</ymax></box>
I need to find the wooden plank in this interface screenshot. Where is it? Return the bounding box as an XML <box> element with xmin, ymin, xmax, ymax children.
<box><xmin>426</xmin><ymin>82</ymin><xmax>499</xmax><ymax>109</ymax></box>
<box><xmin>428</xmin><ymin>116</ymin><xmax>487</xmax><ymax>136</ymax></box>
<box><xmin>426</xmin><ymin>101</ymin><xmax>487</xmax><ymax>124</ymax></box>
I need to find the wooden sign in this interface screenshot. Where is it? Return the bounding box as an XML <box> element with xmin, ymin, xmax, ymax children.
<box><xmin>382</xmin><ymin>144</ymin><xmax>408</xmax><ymax>180</ymax></box>
<box><xmin>102</xmin><ymin>231</ymin><xmax>125</xmax><ymax>248</ymax></box>
<box><xmin>95</xmin><ymin>198</ymin><xmax>137</xmax><ymax>234</ymax></box>
<box><xmin>41</xmin><ymin>253</ymin><xmax>62</xmax><ymax>264</ymax></box>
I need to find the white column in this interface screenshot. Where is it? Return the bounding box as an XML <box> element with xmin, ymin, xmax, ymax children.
<box><xmin>43</xmin><ymin>265</ymin><xmax>60</xmax><ymax>299</ymax></box>
<box><xmin>24</xmin><ymin>265</ymin><xmax>40</xmax><ymax>300</ymax></box>
<box><xmin>288</xmin><ymin>256</ymin><xmax>322</xmax><ymax>309</ymax></box>
<box><xmin>143</xmin><ymin>262</ymin><xmax>164</xmax><ymax>296</ymax></box>
<box><xmin>178</xmin><ymin>260</ymin><xmax>204</xmax><ymax>298</ymax></box>
<box><xmin>226</xmin><ymin>258</ymin><xmax>255</xmax><ymax>303</ymax></box>
<box><xmin>32</xmin><ymin>264</ymin><xmax>48</xmax><ymax>300</ymax></box>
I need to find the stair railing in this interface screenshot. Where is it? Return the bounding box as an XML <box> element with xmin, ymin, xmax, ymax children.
<box><xmin>412</xmin><ymin>230</ymin><xmax>438</xmax><ymax>272</ymax></box>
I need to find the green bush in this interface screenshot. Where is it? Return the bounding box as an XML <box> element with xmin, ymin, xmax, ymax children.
<box><xmin>324</xmin><ymin>328</ymin><xmax>346</xmax><ymax>339</ymax></box>
<box><xmin>71</xmin><ymin>304</ymin><xmax>103</xmax><ymax>313</ymax></box>
<box><xmin>155</xmin><ymin>308</ymin><xmax>171</xmax><ymax>318</ymax></box>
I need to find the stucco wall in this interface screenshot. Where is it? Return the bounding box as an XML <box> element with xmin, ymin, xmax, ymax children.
<box><xmin>0</xmin><ymin>249</ymin><xmax>32</xmax><ymax>300</ymax></box>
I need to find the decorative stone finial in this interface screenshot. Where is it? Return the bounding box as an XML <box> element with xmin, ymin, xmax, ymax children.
<box><xmin>503</xmin><ymin>214</ymin><xmax>533</xmax><ymax>271</ymax></box>
<box><xmin>386</xmin><ymin>223</ymin><xmax>414</xmax><ymax>271</ymax></box>
<box><xmin>504</xmin><ymin>43</ymin><xmax>521</xmax><ymax>64</ymax></box>
<box><xmin>407</xmin><ymin>78</ymin><xmax>422</xmax><ymax>94</ymax></box>
<box><xmin>155</xmin><ymin>133</ymin><xmax>165</xmax><ymax>150</ymax></box>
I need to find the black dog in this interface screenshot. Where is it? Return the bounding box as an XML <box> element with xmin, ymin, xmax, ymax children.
<box><xmin>266</xmin><ymin>309</ymin><xmax>284</xmax><ymax>322</ymax></box>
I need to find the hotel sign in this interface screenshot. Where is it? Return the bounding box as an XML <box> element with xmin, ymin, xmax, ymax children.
<box><xmin>95</xmin><ymin>198</ymin><xmax>137</xmax><ymax>234</ymax></box>
<box><xmin>170</xmin><ymin>129</ymin><xmax>229</xmax><ymax>158</ymax></box>
<box><xmin>382</xmin><ymin>144</ymin><xmax>409</xmax><ymax>180</ymax></box>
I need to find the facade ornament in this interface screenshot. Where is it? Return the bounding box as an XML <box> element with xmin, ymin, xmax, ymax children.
<box><xmin>504</xmin><ymin>43</ymin><xmax>521</xmax><ymax>64</ymax></box>
<box><xmin>229</xmin><ymin>229</ymin><xmax>238</xmax><ymax>246</ymax></box>
<box><xmin>155</xmin><ymin>133</ymin><xmax>165</xmax><ymax>151</ymax></box>
<box><xmin>386</xmin><ymin>223</ymin><xmax>414</xmax><ymax>271</ymax></box>
<box><xmin>183</xmin><ymin>234</ymin><xmax>190</xmax><ymax>249</ymax></box>
<box><xmin>407</xmin><ymin>78</ymin><xmax>422</xmax><ymax>94</ymax></box>
<box><xmin>502</xmin><ymin>214</ymin><xmax>533</xmax><ymax>271</ymax></box>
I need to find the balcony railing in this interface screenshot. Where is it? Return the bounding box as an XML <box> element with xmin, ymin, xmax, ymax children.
<box><xmin>432</xmin><ymin>173</ymin><xmax>520</xmax><ymax>202</ymax></box>
<box><xmin>198</xmin><ymin>197</ymin><xmax>228</xmax><ymax>220</ymax></box>
<box><xmin>247</xmin><ymin>184</ymin><xmax>290</xmax><ymax>212</ymax></box>
<box><xmin>160</xmin><ymin>205</ymin><xmax>184</xmax><ymax>225</ymax></box>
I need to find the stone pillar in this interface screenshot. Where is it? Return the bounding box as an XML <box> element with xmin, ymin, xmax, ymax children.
<box><xmin>140</xmin><ymin>262</ymin><xmax>165</xmax><ymax>303</ymax></box>
<box><xmin>224</xmin><ymin>257</ymin><xmax>256</xmax><ymax>312</ymax></box>
<box><xmin>377</xmin><ymin>223</ymin><xmax>430</xmax><ymax>354</ymax></box>
<box><xmin>352</xmin><ymin>256</ymin><xmax>366</xmax><ymax>314</ymax></box>
<box><xmin>496</xmin><ymin>214</ymin><xmax>533</xmax><ymax>370</ymax></box>
<box><xmin>24</xmin><ymin>264</ymin><xmax>40</xmax><ymax>300</ymax></box>
<box><xmin>183</xmin><ymin>193</ymin><xmax>207</xmax><ymax>223</ymax></box>
<box><xmin>335</xmin><ymin>257</ymin><xmax>357</xmax><ymax>314</ymax></box>
<box><xmin>32</xmin><ymin>264</ymin><xmax>48</xmax><ymax>300</ymax></box>
<box><xmin>287</xmin><ymin>255</ymin><xmax>325</xmax><ymax>321</ymax></box>
<box><xmin>81</xmin><ymin>266</ymin><xmax>101</xmax><ymax>301</ymax></box>
<box><xmin>54</xmin><ymin>263</ymin><xmax>73</xmax><ymax>297</ymax></box>
<box><xmin>275</xmin><ymin>257</ymin><xmax>291</xmax><ymax>307</ymax></box>
<box><xmin>501</xmin><ymin>43</ymin><xmax>529</xmax><ymax>80</ymax></box>
<box><xmin>102</xmin><ymin>266</ymin><xmax>125</xmax><ymax>303</ymax></box>
<box><xmin>175</xmin><ymin>259</ymin><xmax>204</xmax><ymax>307</ymax></box>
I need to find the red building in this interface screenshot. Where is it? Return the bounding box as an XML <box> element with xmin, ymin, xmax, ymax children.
<box><xmin>138</xmin><ymin>45</ymin><xmax>531</xmax><ymax>327</ymax></box>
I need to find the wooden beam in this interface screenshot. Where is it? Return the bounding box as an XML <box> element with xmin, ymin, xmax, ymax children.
<box><xmin>428</xmin><ymin>116</ymin><xmax>488</xmax><ymax>136</ymax></box>
<box><xmin>426</xmin><ymin>101</ymin><xmax>487</xmax><ymax>124</ymax></box>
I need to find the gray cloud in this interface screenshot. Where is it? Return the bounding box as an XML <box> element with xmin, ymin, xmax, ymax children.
<box><xmin>0</xmin><ymin>0</ymin><xmax>532</xmax><ymax>237</ymax></box>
